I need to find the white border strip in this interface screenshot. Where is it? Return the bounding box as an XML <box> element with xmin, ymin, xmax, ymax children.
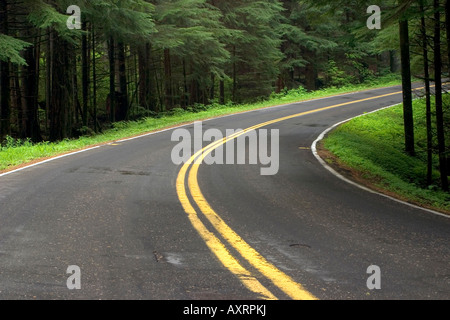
<box><xmin>0</xmin><ymin>86</ymin><xmax>401</xmax><ymax>178</ymax></box>
<box><xmin>311</xmin><ymin>104</ymin><xmax>450</xmax><ymax>219</ymax></box>
<box><xmin>116</xmin><ymin>86</ymin><xmax>398</xmax><ymax>143</ymax></box>
<box><xmin>0</xmin><ymin>146</ymin><xmax>102</xmax><ymax>178</ymax></box>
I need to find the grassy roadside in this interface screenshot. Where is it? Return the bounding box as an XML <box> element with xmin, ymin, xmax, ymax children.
<box><xmin>0</xmin><ymin>74</ymin><xmax>403</xmax><ymax>173</ymax></box>
<box><xmin>320</xmin><ymin>98</ymin><xmax>450</xmax><ymax>215</ymax></box>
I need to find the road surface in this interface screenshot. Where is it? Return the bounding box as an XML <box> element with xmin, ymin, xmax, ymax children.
<box><xmin>0</xmin><ymin>85</ymin><xmax>448</xmax><ymax>300</ymax></box>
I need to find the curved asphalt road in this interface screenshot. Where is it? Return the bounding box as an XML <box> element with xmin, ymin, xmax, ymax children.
<box><xmin>0</xmin><ymin>85</ymin><xmax>448</xmax><ymax>300</ymax></box>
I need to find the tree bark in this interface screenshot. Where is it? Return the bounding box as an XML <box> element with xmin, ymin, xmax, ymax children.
<box><xmin>0</xmin><ymin>0</ymin><xmax>11</xmax><ymax>143</ymax></box>
<box><xmin>182</xmin><ymin>59</ymin><xmax>188</xmax><ymax>108</ymax></box>
<box><xmin>117</xmin><ymin>41</ymin><xmax>128</xmax><ymax>120</ymax></box>
<box><xmin>13</xmin><ymin>64</ymin><xmax>23</xmax><ymax>137</ymax></box>
<box><xmin>434</xmin><ymin>0</ymin><xmax>449</xmax><ymax>191</ymax></box>
<box><xmin>210</xmin><ymin>73</ymin><xmax>215</xmax><ymax>102</ymax></box>
<box><xmin>49</xmin><ymin>33</ymin><xmax>69</xmax><ymax>141</ymax></box>
<box><xmin>399</xmin><ymin>17</ymin><xmax>415</xmax><ymax>156</ymax></box>
<box><xmin>138</xmin><ymin>43</ymin><xmax>158</xmax><ymax>112</ymax></box>
<box><xmin>445</xmin><ymin>0</ymin><xmax>450</xmax><ymax>75</ymax></box>
<box><xmin>92</xmin><ymin>25</ymin><xmax>98</xmax><ymax>133</ymax></box>
<box><xmin>304</xmin><ymin>49</ymin><xmax>316</xmax><ymax>91</ymax></box>
<box><xmin>232</xmin><ymin>45</ymin><xmax>237</xmax><ymax>102</ymax></box>
<box><xmin>108</xmin><ymin>37</ymin><xmax>116</xmax><ymax>122</ymax></box>
<box><xmin>389</xmin><ymin>50</ymin><xmax>397</xmax><ymax>73</ymax></box>
<box><xmin>45</xmin><ymin>28</ymin><xmax>52</xmax><ymax>136</ymax></box>
<box><xmin>420</xmin><ymin>0</ymin><xmax>433</xmax><ymax>186</ymax></box>
<box><xmin>138</xmin><ymin>44</ymin><xmax>149</xmax><ymax>110</ymax></box>
<box><xmin>22</xmin><ymin>35</ymin><xmax>42</xmax><ymax>142</ymax></box>
<box><xmin>81</xmin><ymin>21</ymin><xmax>89</xmax><ymax>128</ymax></box>
<box><xmin>164</xmin><ymin>48</ymin><xmax>173</xmax><ymax>110</ymax></box>
<box><xmin>219</xmin><ymin>80</ymin><xmax>225</xmax><ymax>105</ymax></box>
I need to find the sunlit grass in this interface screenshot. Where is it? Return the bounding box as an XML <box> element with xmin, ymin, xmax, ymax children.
<box><xmin>323</xmin><ymin>98</ymin><xmax>450</xmax><ymax>213</ymax></box>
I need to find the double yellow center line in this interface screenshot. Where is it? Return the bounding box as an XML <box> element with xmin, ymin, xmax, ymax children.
<box><xmin>176</xmin><ymin>87</ymin><xmax>411</xmax><ymax>300</ymax></box>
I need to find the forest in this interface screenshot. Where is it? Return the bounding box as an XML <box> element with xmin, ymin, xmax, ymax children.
<box><xmin>0</xmin><ymin>0</ymin><xmax>448</xmax><ymax>191</ymax></box>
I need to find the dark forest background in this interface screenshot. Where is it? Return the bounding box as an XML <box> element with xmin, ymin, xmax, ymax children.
<box><xmin>0</xmin><ymin>0</ymin><xmax>448</xmax><ymax>189</ymax></box>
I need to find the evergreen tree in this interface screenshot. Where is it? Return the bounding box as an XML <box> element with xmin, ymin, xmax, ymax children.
<box><xmin>210</xmin><ymin>0</ymin><xmax>285</xmax><ymax>102</ymax></box>
<box><xmin>152</xmin><ymin>0</ymin><xmax>229</xmax><ymax>108</ymax></box>
<box><xmin>433</xmin><ymin>0</ymin><xmax>449</xmax><ymax>191</ymax></box>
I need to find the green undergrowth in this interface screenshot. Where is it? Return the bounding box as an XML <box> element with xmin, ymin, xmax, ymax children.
<box><xmin>0</xmin><ymin>74</ymin><xmax>403</xmax><ymax>172</ymax></box>
<box><xmin>323</xmin><ymin>97</ymin><xmax>450</xmax><ymax>214</ymax></box>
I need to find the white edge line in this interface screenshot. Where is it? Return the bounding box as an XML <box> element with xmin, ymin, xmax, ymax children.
<box><xmin>2</xmin><ymin>85</ymin><xmax>446</xmax><ymax>218</ymax></box>
<box><xmin>115</xmin><ymin>86</ymin><xmax>396</xmax><ymax>143</ymax></box>
<box><xmin>0</xmin><ymin>86</ymin><xmax>401</xmax><ymax>178</ymax></box>
<box><xmin>311</xmin><ymin>103</ymin><xmax>450</xmax><ymax>219</ymax></box>
<box><xmin>0</xmin><ymin>146</ymin><xmax>101</xmax><ymax>178</ymax></box>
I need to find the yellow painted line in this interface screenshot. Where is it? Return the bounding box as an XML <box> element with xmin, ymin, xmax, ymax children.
<box><xmin>177</xmin><ymin>86</ymin><xmax>429</xmax><ymax>300</ymax></box>
<box><xmin>176</xmin><ymin>159</ymin><xmax>277</xmax><ymax>300</ymax></box>
<box><xmin>188</xmin><ymin>162</ymin><xmax>318</xmax><ymax>300</ymax></box>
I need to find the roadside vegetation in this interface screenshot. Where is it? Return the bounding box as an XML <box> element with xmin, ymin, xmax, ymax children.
<box><xmin>1</xmin><ymin>1</ymin><xmax>448</xmax><ymax>214</ymax></box>
<box><xmin>322</xmin><ymin>96</ymin><xmax>450</xmax><ymax>214</ymax></box>
<box><xmin>0</xmin><ymin>74</ymin><xmax>402</xmax><ymax>172</ymax></box>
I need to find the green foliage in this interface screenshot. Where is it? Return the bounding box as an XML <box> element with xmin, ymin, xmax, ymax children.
<box><xmin>0</xmin><ymin>0</ymin><xmax>431</xmax><ymax>148</ymax></box>
<box><xmin>153</xmin><ymin>0</ymin><xmax>229</xmax><ymax>77</ymax></box>
<box><xmin>323</xmin><ymin>98</ymin><xmax>450</xmax><ymax>213</ymax></box>
<box><xmin>215</xmin><ymin>0</ymin><xmax>286</xmax><ymax>100</ymax></box>
<box><xmin>270</xmin><ymin>86</ymin><xmax>308</xmax><ymax>100</ymax></box>
<box><xmin>84</xmin><ymin>0</ymin><xmax>155</xmax><ymax>42</ymax></box>
<box><xmin>27</xmin><ymin>0</ymin><xmax>79</xmax><ymax>40</ymax></box>
<box><xmin>1</xmin><ymin>136</ymin><xmax>33</xmax><ymax>150</ymax></box>
<box><xmin>0</xmin><ymin>35</ymin><xmax>31</xmax><ymax>65</ymax></box>
<box><xmin>325</xmin><ymin>60</ymin><xmax>356</xmax><ymax>87</ymax></box>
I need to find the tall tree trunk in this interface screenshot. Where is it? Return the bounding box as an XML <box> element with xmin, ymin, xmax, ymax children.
<box><xmin>69</xmin><ymin>48</ymin><xmax>77</xmax><ymax>136</ymax></box>
<box><xmin>108</xmin><ymin>37</ymin><xmax>116</xmax><ymax>123</ymax></box>
<box><xmin>276</xmin><ymin>74</ymin><xmax>284</xmax><ymax>93</ymax></box>
<box><xmin>304</xmin><ymin>49</ymin><xmax>316</xmax><ymax>91</ymax></box>
<box><xmin>147</xmin><ymin>45</ymin><xmax>158</xmax><ymax>112</ymax></box>
<box><xmin>164</xmin><ymin>48</ymin><xmax>172</xmax><ymax>110</ymax></box>
<box><xmin>13</xmin><ymin>64</ymin><xmax>23</xmax><ymax>137</ymax></box>
<box><xmin>0</xmin><ymin>0</ymin><xmax>11</xmax><ymax>143</ymax></box>
<box><xmin>219</xmin><ymin>79</ymin><xmax>225</xmax><ymax>105</ymax></box>
<box><xmin>138</xmin><ymin>43</ymin><xmax>158</xmax><ymax>112</ymax></box>
<box><xmin>305</xmin><ymin>64</ymin><xmax>315</xmax><ymax>91</ymax></box>
<box><xmin>210</xmin><ymin>74</ymin><xmax>215</xmax><ymax>102</ymax></box>
<box><xmin>138</xmin><ymin>44</ymin><xmax>149</xmax><ymax>110</ymax></box>
<box><xmin>45</xmin><ymin>28</ymin><xmax>52</xmax><ymax>136</ymax></box>
<box><xmin>399</xmin><ymin>15</ymin><xmax>415</xmax><ymax>156</ymax></box>
<box><xmin>182</xmin><ymin>59</ymin><xmax>188</xmax><ymax>108</ymax></box>
<box><xmin>190</xmin><ymin>79</ymin><xmax>198</xmax><ymax>106</ymax></box>
<box><xmin>232</xmin><ymin>45</ymin><xmax>237</xmax><ymax>102</ymax></box>
<box><xmin>117</xmin><ymin>41</ymin><xmax>128</xmax><ymax>120</ymax></box>
<box><xmin>49</xmin><ymin>33</ymin><xmax>69</xmax><ymax>141</ymax></box>
<box><xmin>445</xmin><ymin>0</ymin><xmax>450</xmax><ymax>75</ymax></box>
<box><xmin>0</xmin><ymin>59</ymin><xmax>11</xmax><ymax>143</ymax></box>
<box><xmin>22</xmin><ymin>34</ymin><xmax>42</xmax><ymax>142</ymax></box>
<box><xmin>420</xmin><ymin>0</ymin><xmax>433</xmax><ymax>186</ymax></box>
<box><xmin>389</xmin><ymin>50</ymin><xmax>397</xmax><ymax>73</ymax></box>
<box><xmin>92</xmin><ymin>25</ymin><xmax>98</xmax><ymax>133</ymax></box>
<box><xmin>154</xmin><ymin>60</ymin><xmax>163</xmax><ymax>111</ymax></box>
<box><xmin>434</xmin><ymin>0</ymin><xmax>449</xmax><ymax>191</ymax></box>
<box><xmin>81</xmin><ymin>21</ymin><xmax>89</xmax><ymax>128</ymax></box>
